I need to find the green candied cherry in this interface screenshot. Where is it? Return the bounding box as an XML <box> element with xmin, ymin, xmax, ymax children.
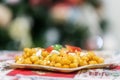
<box><xmin>53</xmin><ymin>44</ymin><xmax>63</xmax><ymax>51</ymax></box>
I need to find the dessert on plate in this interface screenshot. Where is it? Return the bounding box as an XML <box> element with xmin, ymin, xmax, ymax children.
<box><xmin>15</xmin><ymin>44</ymin><xmax>104</xmax><ymax>68</ymax></box>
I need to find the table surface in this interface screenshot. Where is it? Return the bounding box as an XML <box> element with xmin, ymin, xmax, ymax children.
<box><xmin>0</xmin><ymin>51</ymin><xmax>120</xmax><ymax>80</ymax></box>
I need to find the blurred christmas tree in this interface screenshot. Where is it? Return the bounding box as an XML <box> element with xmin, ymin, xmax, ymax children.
<box><xmin>0</xmin><ymin>0</ymin><xmax>107</xmax><ymax>50</ymax></box>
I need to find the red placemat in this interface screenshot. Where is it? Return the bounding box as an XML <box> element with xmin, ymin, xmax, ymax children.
<box><xmin>7</xmin><ymin>69</ymin><xmax>76</xmax><ymax>78</ymax></box>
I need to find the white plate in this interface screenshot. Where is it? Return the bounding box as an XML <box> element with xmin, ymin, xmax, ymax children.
<box><xmin>8</xmin><ymin>61</ymin><xmax>111</xmax><ymax>73</ymax></box>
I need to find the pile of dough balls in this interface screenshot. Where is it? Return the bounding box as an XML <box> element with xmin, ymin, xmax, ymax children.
<box><xmin>15</xmin><ymin>48</ymin><xmax>104</xmax><ymax>68</ymax></box>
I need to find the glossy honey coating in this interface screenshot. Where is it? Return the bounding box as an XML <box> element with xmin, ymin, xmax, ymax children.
<box><xmin>15</xmin><ymin>48</ymin><xmax>104</xmax><ymax>68</ymax></box>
